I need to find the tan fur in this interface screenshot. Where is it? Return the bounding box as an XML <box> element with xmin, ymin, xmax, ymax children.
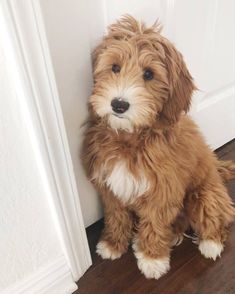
<box><xmin>82</xmin><ymin>15</ymin><xmax>235</xmax><ymax>278</ymax></box>
<box><xmin>217</xmin><ymin>159</ymin><xmax>235</xmax><ymax>182</ymax></box>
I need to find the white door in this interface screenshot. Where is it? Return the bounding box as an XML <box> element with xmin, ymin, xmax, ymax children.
<box><xmin>90</xmin><ymin>0</ymin><xmax>235</xmax><ymax>149</ymax></box>
<box><xmin>170</xmin><ymin>0</ymin><xmax>235</xmax><ymax>149</ymax></box>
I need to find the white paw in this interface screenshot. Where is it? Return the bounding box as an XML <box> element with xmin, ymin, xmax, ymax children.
<box><xmin>96</xmin><ymin>241</ymin><xmax>122</xmax><ymax>260</ymax></box>
<box><xmin>199</xmin><ymin>239</ymin><xmax>223</xmax><ymax>260</ymax></box>
<box><xmin>133</xmin><ymin>241</ymin><xmax>170</xmax><ymax>279</ymax></box>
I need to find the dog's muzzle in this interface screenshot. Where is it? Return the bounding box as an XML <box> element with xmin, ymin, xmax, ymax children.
<box><xmin>111</xmin><ymin>98</ymin><xmax>130</xmax><ymax>114</ymax></box>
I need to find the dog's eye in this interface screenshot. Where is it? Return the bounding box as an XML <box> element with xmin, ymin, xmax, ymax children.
<box><xmin>143</xmin><ymin>69</ymin><xmax>154</xmax><ymax>81</ymax></box>
<box><xmin>112</xmin><ymin>64</ymin><xmax>121</xmax><ymax>73</ymax></box>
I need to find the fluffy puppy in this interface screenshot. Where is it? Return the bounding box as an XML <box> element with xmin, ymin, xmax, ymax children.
<box><xmin>82</xmin><ymin>15</ymin><xmax>235</xmax><ymax>279</ymax></box>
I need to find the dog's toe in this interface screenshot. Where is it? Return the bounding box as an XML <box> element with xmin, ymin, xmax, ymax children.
<box><xmin>172</xmin><ymin>234</ymin><xmax>184</xmax><ymax>246</ymax></box>
<box><xmin>96</xmin><ymin>241</ymin><xmax>122</xmax><ymax>260</ymax></box>
<box><xmin>199</xmin><ymin>239</ymin><xmax>223</xmax><ymax>260</ymax></box>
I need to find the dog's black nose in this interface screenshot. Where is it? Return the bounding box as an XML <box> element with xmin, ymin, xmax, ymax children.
<box><xmin>111</xmin><ymin>98</ymin><xmax>130</xmax><ymax>114</ymax></box>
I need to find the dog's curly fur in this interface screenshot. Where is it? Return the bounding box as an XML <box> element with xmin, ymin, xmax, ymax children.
<box><xmin>82</xmin><ymin>15</ymin><xmax>235</xmax><ymax>279</ymax></box>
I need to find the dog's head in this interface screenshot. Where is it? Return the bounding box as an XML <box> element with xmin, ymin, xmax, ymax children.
<box><xmin>89</xmin><ymin>15</ymin><xmax>196</xmax><ymax>131</ymax></box>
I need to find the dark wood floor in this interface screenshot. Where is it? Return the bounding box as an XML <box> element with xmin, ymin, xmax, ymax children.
<box><xmin>76</xmin><ymin>140</ymin><xmax>235</xmax><ymax>294</ymax></box>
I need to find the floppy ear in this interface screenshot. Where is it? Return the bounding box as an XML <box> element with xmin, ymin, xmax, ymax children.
<box><xmin>159</xmin><ymin>38</ymin><xmax>196</xmax><ymax>125</ymax></box>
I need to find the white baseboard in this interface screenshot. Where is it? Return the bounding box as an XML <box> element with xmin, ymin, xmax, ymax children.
<box><xmin>2</xmin><ymin>256</ymin><xmax>78</xmax><ymax>294</ymax></box>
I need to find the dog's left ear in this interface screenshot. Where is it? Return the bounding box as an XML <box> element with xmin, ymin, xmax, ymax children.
<box><xmin>159</xmin><ymin>38</ymin><xmax>196</xmax><ymax>125</ymax></box>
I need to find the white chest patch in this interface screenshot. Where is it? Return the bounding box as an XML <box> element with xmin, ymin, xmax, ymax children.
<box><xmin>105</xmin><ymin>161</ymin><xmax>149</xmax><ymax>203</ymax></box>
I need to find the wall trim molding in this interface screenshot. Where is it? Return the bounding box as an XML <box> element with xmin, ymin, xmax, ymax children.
<box><xmin>196</xmin><ymin>83</ymin><xmax>235</xmax><ymax>111</ymax></box>
<box><xmin>1</xmin><ymin>0</ymin><xmax>91</xmax><ymax>283</ymax></box>
<box><xmin>1</xmin><ymin>256</ymin><xmax>77</xmax><ymax>294</ymax></box>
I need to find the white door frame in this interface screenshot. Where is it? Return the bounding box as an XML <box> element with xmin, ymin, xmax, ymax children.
<box><xmin>1</xmin><ymin>0</ymin><xmax>91</xmax><ymax>283</ymax></box>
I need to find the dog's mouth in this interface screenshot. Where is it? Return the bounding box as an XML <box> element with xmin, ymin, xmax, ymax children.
<box><xmin>112</xmin><ymin>113</ymin><xmax>126</xmax><ymax>119</ymax></box>
<box><xmin>108</xmin><ymin>112</ymin><xmax>133</xmax><ymax>132</ymax></box>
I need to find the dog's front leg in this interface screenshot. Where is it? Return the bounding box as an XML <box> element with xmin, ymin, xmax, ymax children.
<box><xmin>132</xmin><ymin>198</ymin><xmax>181</xmax><ymax>279</ymax></box>
<box><xmin>96</xmin><ymin>188</ymin><xmax>133</xmax><ymax>260</ymax></box>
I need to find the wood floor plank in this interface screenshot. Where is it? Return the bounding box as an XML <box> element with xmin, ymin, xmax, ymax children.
<box><xmin>76</xmin><ymin>140</ymin><xmax>235</xmax><ymax>294</ymax></box>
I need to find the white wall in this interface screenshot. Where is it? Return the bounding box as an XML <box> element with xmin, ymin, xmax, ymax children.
<box><xmin>0</xmin><ymin>34</ymin><xmax>63</xmax><ymax>292</ymax></box>
<box><xmin>40</xmin><ymin>0</ymin><xmax>103</xmax><ymax>227</ymax></box>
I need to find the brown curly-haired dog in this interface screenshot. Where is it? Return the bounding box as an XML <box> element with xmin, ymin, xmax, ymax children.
<box><xmin>83</xmin><ymin>15</ymin><xmax>235</xmax><ymax>279</ymax></box>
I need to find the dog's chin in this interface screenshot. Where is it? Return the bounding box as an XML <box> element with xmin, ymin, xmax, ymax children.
<box><xmin>108</xmin><ymin>113</ymin><xmax>133</xmax><ymax>132</ymax></box>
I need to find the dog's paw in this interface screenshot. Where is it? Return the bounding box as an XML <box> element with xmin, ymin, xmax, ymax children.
<box><xmin>135</xmin><ymin>253</ymin><xmax>170</xmax><ymax>279</ymax></box>
<box><xmin>199</xmin><ymin>239</ymin><xmax>223</xmax><ymax>260</ymax></box>
<box><xmin>96</xmin><ymin>241</ymin><xmax>122</xmax><ymax>260</ymax></box>
<box><xmin>133</xmin><ymin>241</ymin><xmax>170</xmax><ymax>279</ymax></box>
